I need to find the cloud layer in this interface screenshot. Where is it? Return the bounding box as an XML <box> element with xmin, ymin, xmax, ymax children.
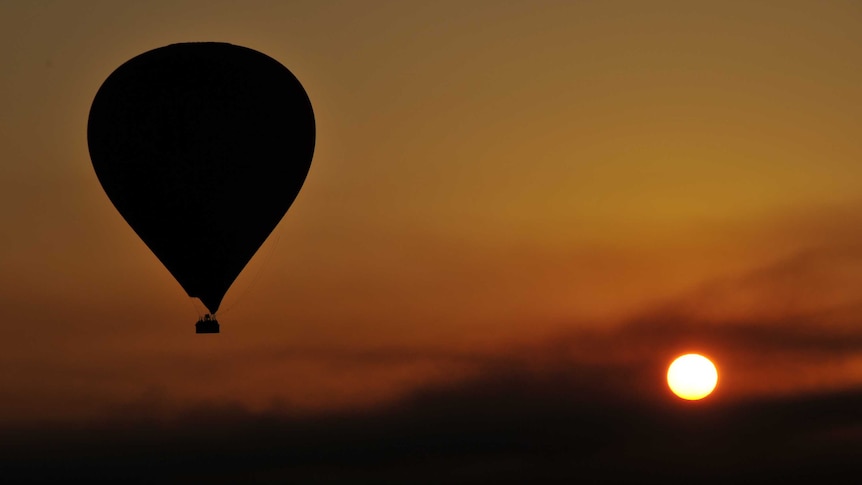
<box><xmin>5</xmin><ymin>246</ymin><xmax>862</xmax><ymax>483</ymax></box>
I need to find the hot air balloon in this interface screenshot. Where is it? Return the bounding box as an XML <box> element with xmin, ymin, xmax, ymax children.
<box><xmin>87</xmin><ymin>43</ymin><xmax>315</xmax><ymax>333</ymax></box>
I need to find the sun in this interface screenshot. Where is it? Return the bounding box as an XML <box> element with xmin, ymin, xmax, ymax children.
<box><xmin>667</xmin><ymin>353</ymin><xmax>718</xmax><ymax>400</ymax></box>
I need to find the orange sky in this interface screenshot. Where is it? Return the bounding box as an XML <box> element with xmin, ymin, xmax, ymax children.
<box><xmin>3</xmin><ymin>0</ymin><xmax>862</xmax><ymax>427</ymax></box>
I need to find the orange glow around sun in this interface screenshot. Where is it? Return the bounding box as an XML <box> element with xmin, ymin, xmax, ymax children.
<box><xmin>667</xmin><ymin>354</ymin><xmax>718</xmax><ymax>400</ymax></box>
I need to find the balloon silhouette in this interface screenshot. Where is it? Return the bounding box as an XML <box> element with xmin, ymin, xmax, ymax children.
<box><xmin>88</xmin><ymin>43</ymin><xmax>315</xmax><ymax>332</ymax></box>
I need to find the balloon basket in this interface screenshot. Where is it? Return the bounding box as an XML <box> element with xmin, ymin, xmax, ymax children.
<box><xmin>195</xmin><ymin>316</ymin><xmax>220</xmax><ymax>334</ymax></box>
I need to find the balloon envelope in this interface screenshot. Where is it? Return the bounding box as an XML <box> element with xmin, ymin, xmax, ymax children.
<box><xmin>88</xmin><ymin>43</ymin><xmax>315</xmax><ymax>313</ymax></box>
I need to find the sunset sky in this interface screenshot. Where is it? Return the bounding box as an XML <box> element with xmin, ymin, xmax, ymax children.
<box><xmin>2</xmin><ymin>1</ymin><xmax>862</xmax><ymax>481</ymax></box>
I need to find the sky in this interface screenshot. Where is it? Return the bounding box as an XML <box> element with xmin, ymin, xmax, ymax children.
<box><xmin>2</xmin><ymin>0</ymin><xmax>862</xmax><ymax>482</ymax></box>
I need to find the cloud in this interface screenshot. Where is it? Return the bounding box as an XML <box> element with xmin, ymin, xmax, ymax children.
<box><xmin>2</xmin><ymin>358</ymin><xmax>860</xmax><ymax>483</ymax></box>
<box><xmin>5</xmin><ymin>245</ymin><xmax>862</xmax><ymax>483</ymax></box>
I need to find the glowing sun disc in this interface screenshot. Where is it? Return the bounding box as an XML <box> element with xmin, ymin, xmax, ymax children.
<box><xmin>667</xmin><ymin>354</ymin><xmax>718</xmax><ymax>400</ymax></box>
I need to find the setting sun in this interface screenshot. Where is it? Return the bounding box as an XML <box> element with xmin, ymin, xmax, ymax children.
<box><xmin>667</xmin><ymin>354</ymin><xmax>718</xmax><ymax>400</ymax></box>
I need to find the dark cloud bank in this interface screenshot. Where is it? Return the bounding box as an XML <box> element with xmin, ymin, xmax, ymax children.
<box><xmin>5</xmin><ymin>247</ymin><xmax>862</xmax><ymax>484</ymax></box>
<box><xmin>3</xmin><ymin>372</ymin><xmax>860</xmax><ymax>484</ymax></box>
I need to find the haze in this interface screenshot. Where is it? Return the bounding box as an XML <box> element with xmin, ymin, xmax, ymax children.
<box><xmin>2</xmin><ymin>1</ymin><xmax>861</xmax><ymax>481</ymax></box>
